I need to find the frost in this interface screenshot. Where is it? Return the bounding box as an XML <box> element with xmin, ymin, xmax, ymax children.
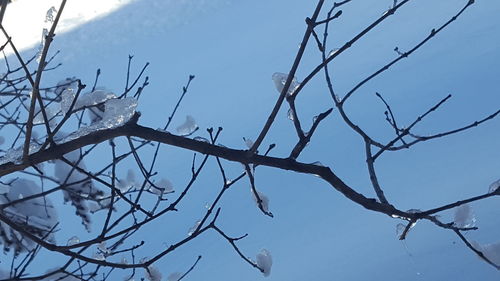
<box><xmin>272</xmin><ymin>72</ymin><xmax>300</xmax><ymax>96</ymax></box>
<box><xmin>45</xmin><ymin>6</ymin><xmax>57</xmax><ymax>23</ymax></box>
<box><xmin>472</xmin><ymin>241</ymin><xmax>500</xmax><ymax>265</ymax></box>
<box><xmin>251</xmin><ymin>188</ymin><xmax>270</xmax><ymax>213</ymax></box>
<box><xmin>488</xmin><ymin>179</ymin><xmax>500</xmax><ymax>194</ymax></box>
<box><xmin>121</xmin><ymin>257</ymin><xmax>129</xmax><ymax>264</ymax></box>
<box><xmin>243</xmin><ymin>137</ymin><xmax>254</xmax><ymax>149</ymax></box>
<box><xmin>0</xmin><ymin>179</ymin><xmax>58</xmax><ymax>255</ymax></box>
<box><xmin>176</xmin><ymin>115</ymin><xmax>198</xmax><ymax>136</ymax></box>
<box><xmin>453</xmin><ymin>204</ymin><xmax>476</xmax><ymax>228</ymax></box>
<box><xmin>188</xmin><ymin>220</ymin><xmax>201</xmax><ymax>236</ymax></box>
<box><xmin>145</xmin><ymin>265</ymin><xmax>162</xmax><ymax>281</ymax></box>
<box><xmin>256</xmin><ymin>249</ymin><xmax>273</xmax><ymax>277</ymax></box>
<box><xmin>167</xmin><ymin>272</ymin><xmax>183</xmax><ymax>281</ymax></box>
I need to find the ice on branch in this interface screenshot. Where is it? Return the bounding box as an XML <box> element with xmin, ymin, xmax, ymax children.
<box><xmin>55</xmin><ymin>77</ymin><xmax>79</xmax><ymax>95</ymax></box>
<box><xmin>66</xmin><ymin>236</ymin><xmax>80</xmax><ymax>246</ymax></box>
<box><xmin>60</xmin><ymin>90</ymin><xmax>76</xmax><ymax>114</ymax></box>
<box><xmin>287</xmin><ymin>108</ymin><xmax>295</xmax><ymax>121</ymax></box>
<box><xmin>167</xmin><ymin>272</ymin><xmax>182</xmax><ymax>281</ymax></box>
<box><xmin>145</xmin><ymin>265</ymin><xmax>162</xmax><ymax>281</ymax></box>
<box><xmin>54</xmin><ymin>150</ymin><xmax>103</xmax><ymax>231</ymax></box>
<box><xmin>472</xmin><ymin>241</ymin><xmax>500</xmax><ymax>265</ymax></box>
<box><xmin>176</xmin><ymin>115</ymin><xmax>198</xmax><ymax>136</ymax></box>
<box><xmin>61</xmin><ymin>88</ymin><xmax>118</xmax><ymax>123</ymax></box>
<box><xmin>33</xmin><ymin>104</ymin><xmax>59</xmax><ymax>128</ymax></box>
<box><xmin>36</xmin><ymin>28</ymin><xmax>49</xmax><ymax>63</ymax></box>
<box><xmin>188</xmin><ymin>220</ymin><xmax>201</xmax><ymax>236</ymax></box>
<box><xmin>0</xmin><ymin>179</ymin><xmax>58</xmax><ymax>256</ymax></box>
<box><xmin>256</xmin><ymin>249</ymin><xmax>273</xmax><ymax>277</ymax></box>
<box><xmin>453</xmin><ymin>204</ymin><xmax>476</xmax><ymax>228</ymax></box>
<box><xmin>117</xmin><ymin>169</ymin><xmax>137</xmax><ymax>193</ymax></box>
<box><xmin>61</xmin><ymin>97</ymin><xmax>137</xmax><ymax>142</ymax></box>
<box><xmin>61</xmin><ymin>88</ymin><xmax>118</xmax><ymax>115</ymax></box>
<box><xmin>45</xmin><ymin>6</ymin><xmax>57</xmax><ymax>23</ymax></box>
<box><xmin>251</xmin><ymin>188</ymin><xmax>270</xmax><ymax>213</ymax></box>
<box><xmin>101</xmin><ymin>97</ymin><xmax>137</xmax><ymax>127</ymax></box>
<box><xmin>97</xmin><ymin>242</ymin><xmax>110</xmax><ymax>255</ymax></box>
<box><xmin>77</xmin><ymin>89</ymin><xmax>117</xmax><ymax>110</ymax></box>
<box><xmin>148</xmin><ymin>178</ymin><xmax>174</xmax><ymax>196</ymax></box>
<box><xmin>193</xmin><ymin>136</ymin><xmax>209</xmax><ymax>143</ymax></box>
<box><xmin>328</xmin><ymin>48</ymin><xmax>340</xmax><ymax>58</ymax></box>
<box><xmin>0</xmin><ymin>142</ymin><xmax>41</xmax><ymax>165</ymax></box>
<box><xmin>93</xmin><ymin>252</ymin><xmax>106</xmax><ymax>261</ymax></box>
<box><xmin>396</xmin><ymin>223</ymin><xmax>406</xmax><ymax>237</ymax></box>
<box><xmin>243</xmin><ymin>137</ymin><xmax>254</xmax><ymax>149</ymax></box>
<box><xmin>272</xmin><ymin>72</ymin><xmax>300</xmax><ymax>96</ymax></box>
<box><xmin>489</xmin><ymin>179</ymin><xmax>500</xmax><ymax>193</ymax></box>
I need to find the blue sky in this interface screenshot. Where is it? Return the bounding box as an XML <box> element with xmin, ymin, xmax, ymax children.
<box><xmin>1</xmin><ymin>0</ymin><xmax>499</xmax><ymax>280</ymax></box>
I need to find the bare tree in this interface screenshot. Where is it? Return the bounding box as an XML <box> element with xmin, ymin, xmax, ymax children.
<box><xmin>0</xmin><ymin>0</ymin><xmax>498</xmax><ymax>280</ymax></box>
